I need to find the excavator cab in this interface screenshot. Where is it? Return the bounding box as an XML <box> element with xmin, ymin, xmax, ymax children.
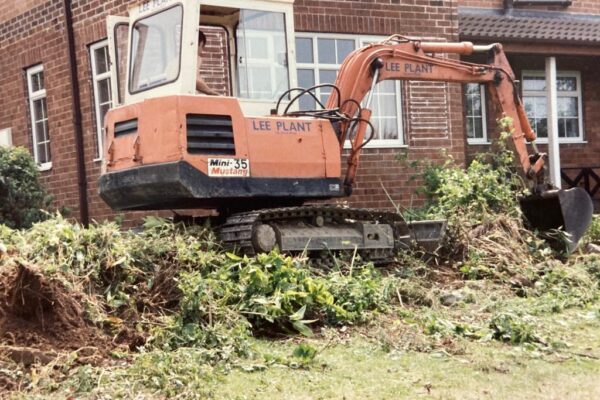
<box><xmin>106</xmin><ymin>0</ymin><xmax>298</xmax><ymax>113</ymax></box>
<box><xmin>100</xmin><ymin>0</ymin><xmax>345</xmax><ymax>212</ymax></box>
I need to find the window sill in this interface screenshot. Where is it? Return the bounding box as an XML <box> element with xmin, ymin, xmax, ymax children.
<box><xmin>467</xmin><ymin>140</ymin><xmax>491</xmax><ymax>146</ymax></box>
<box><xmin>38</xmin><ymin>162</ymin><xmax>52</xmax><ymax>172</ymax></box>
<box><xmin>532</xmin><ymin>140</ymin><xmax>587</xmax><ymax>145</ymax></box>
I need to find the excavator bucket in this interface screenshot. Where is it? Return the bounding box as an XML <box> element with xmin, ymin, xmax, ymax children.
<box><xmin>519</xmin><ymin>187</ymin><xmax>593</xmax><ymax>253</ymax></box>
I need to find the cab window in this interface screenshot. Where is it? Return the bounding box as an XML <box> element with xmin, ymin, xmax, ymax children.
<box><xmin>236</xmin><ymin>10</ymin><xmax>289</xmax><ymax>100</ymax></box>
<box><xmin>130</xmin><ymin>5</ymin><xmax>183</xmax><ymax>93</ymax></box>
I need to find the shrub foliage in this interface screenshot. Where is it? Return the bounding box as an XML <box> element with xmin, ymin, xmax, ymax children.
<box><xmin>0</xmin><ymin>146</ymin><xmax>50</xmax><ymax>228</ymax></box>
<box><xmin>420</xmin><ymin>118</ymin><xmax>525</xmax><ymax>221</ymax></box>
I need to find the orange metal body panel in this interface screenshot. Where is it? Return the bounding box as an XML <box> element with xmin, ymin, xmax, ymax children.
<box><xmin>103</xmin><ymin>95</ymin><xmax>342</xmax><ymax>179</ymax></box>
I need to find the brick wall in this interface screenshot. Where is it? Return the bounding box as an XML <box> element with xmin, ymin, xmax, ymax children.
<box><xmin>200</xmin><ymin>26</ymin><xmax>231</xmax><ymax>97</ymax></box>
<box><xmin>1</xmin><ymin>0</ymin><xmax>465</xmax><ymax>225</ymax></box>
<box><xmin>0</xmin><ymin>0</ymin><xmax>49</xmax><ymax>24</ymax></box>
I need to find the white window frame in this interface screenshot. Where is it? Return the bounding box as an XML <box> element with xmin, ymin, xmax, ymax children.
<box><xmin>295</xmin><ymin>33</ymin><xmax>405</xmax><ymax>149</ymax></box>
<box><xmin>522</xmin><ymin>70</ymin><xmax>585</xmax><ymax>144</ymax></box>
<box><xmin>90</xmin><ymin>40</ymin><xmax>113</xmax><ymax>161</ymax></box>
<box><xmin>26</xmin><ymin>64</ymin><xmax>52</xmax><ymax>171</ymax></box>
<box><xmin>465</xmin><ymin>83</ymin><xmax>489</xmax><ymax>145</ymax></box>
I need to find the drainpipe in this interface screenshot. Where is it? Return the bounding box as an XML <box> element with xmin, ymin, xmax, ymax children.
<box><xmin>62</xmin><ymin>0</ymin><xmax>90</xmax><ymax>226</ymax></box>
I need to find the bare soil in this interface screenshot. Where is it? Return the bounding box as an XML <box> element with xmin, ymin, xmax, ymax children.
<box><xmin>0</xmin><ymin>262</ymin><xmax>112</xmax><ymax>365</ymax></box>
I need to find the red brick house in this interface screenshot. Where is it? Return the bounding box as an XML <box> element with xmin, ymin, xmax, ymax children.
<box><xmin>459</xmin><ymin>0</ymin><xmax>600</xmax><ymax>200</ymax></box>
<box><xmin>0</xmin><ymin>0</ymin><xmax>597</xmax><ymax>224</ymax></box>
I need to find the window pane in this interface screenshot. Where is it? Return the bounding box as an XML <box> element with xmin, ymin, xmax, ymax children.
<box><xmin>536</xmin><ymin>118</ymin><xmax>548</xmax><ymax>137</ymax></box>
<box><xmin>558</xmin><ymin>97</ymin><xmax>577</xmax><ymax>118</ymax></box>
<box><xmin>98</xmin><ymin>78</ymin><xmax>112</xmax><ymax>104</ymax></box>
<box><xmin>376</xmin><ymin>80</ymin><xmax>395</xmax><ymax>95</ymax></box>
<box><xmin>523</xmin><ymin>97</ymin><xmax>534</xmax><ymax>118</ymax></box>
<box><xmin>523</xmin><ymin>76</ymin><xmax>545</xmax><ymax>91</ymax></box>
<box><xmin>250</xmin><ymin>67</ymin><xmax>272</xmax><ymax>94</ymax></box>
<box><xmin>558</xmin><ymin>118</ymin><xmax>579</xmax><ymax>138</ymax></box>
<box><xmin>94</xmin><ymin>46</ymin><xmax>109</xmax><ymax>74</ymax></box>
<box><xmin>296</xmin><ymin>37</ymin><xmax>313</xmax><ymax>63</ymax></box>
<box><xmin>35</xmin><ymin>121</ymin><xmax>46</xmax><ymax>143</ymax></box>
<box><xmin>336</xmin><ymin>39</ymin><xmax>354</xmax><ymax>64</ymax></box>
<box><xmin>534</xmin><ymin>97</ymin><xmax>547</xmax><ymax>118</ymax></box>
<box><xmin>319</xmin><ymin>69</ymin><xmax>337</xmax><ymax>85</ymax></box>
<box><xmin>563</xmin><ymin>118</ymin><xmax>579</xmax><ymax>138</ymax></box>
<box><xmin>31</xmin><ymin>71</ymin><xmax>44</xmax><ymax>92</ymax></box>
<box><xmin>297</xmin><ymin>69</ymin><xmax>316</xmax><ymax>109</ymax></box>
<box><xmin>471</xmin><ymin>92</ymin><xmax>482</xmax><ymax>115</ymax></box>
<box><xmin>466</xmin><ymin>118</ymin><xmax>474</xmax><ymax>139</ymax></box>
<box><xmin>557</xmin><ymin>77</ymin><xmax>576</xmax><ymax>92</ymax></box>
<box><xmin>298</xmin><ymin>69</ymin><xmax>315</xmax><ymax>88</ymax></box>
<box><xmin>465</xmin><ymin>83</ymin><xmax>484</xmax><ymax>140</ymax></box>
<box><xmin>317</xmin><ymin>39</ymin><xmax>335</xmax><ymax>64</ymax></box>
<box><xmin>473</xmin><ymin>118</ymin><xmax>483</xmax><ymax>139</ymax></box>
<box><xmin>33</xmin><ymin>99</ymin><xmax>45</xmax><ymax>121</ymax></box>
<box><xmin>379</xmin><ymin>118</ymin><xmax>397</xmax><ymax>140</ymax></box>
<box><xmin>248</xmin><ymin>37</ymin><xmax>269</xmax><ymax>59</ymax></box>
<box><xmin>466</xmin><ymin>83</ymin><xmax>479</xmax><ymax>95</ymax></box>
<box><xmin>377</xmin><ymin>95</ymin><xmax>397</xmax><ymax>117</ymax></box>
<box><xmin>130</xmin><ymin>5</ymin><xmax>183</xmax><ymax>93</ymax></box>
<box><xmin>558</xmin><ymin>119</ymin><xmax>566</xmax><ymax>138</ymax></box>
<box><xmin>37</xmin><ymin>142</ymin><xmax>49</xmax><ymax>164</ymax></box>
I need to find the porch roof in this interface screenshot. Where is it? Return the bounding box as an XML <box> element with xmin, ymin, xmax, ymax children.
<box><xmin>459</xmin><ymin>7</ymin><xmax>600</xmax><ymax>46</ymax></box>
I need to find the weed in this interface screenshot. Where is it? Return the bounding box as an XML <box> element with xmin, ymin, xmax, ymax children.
<box><xmin>489</xmin><ymin>312</ymin><xmax>542</xmax><ymax>345</ymax></box>
<box><xmin>292</xmin><ymin>343</ymin><xmax>318</xmax><ymax>366</ymax></box>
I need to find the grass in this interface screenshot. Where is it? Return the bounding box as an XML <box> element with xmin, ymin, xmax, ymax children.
<box><xmin>212</xmin><ymin>307</ymin><xmax>600</xmax><ymax>400</ymax></box>
<box><xmin>18</xmin><ymin>302</ymin><xmax>597</xmax><ymax>400</ymax></box>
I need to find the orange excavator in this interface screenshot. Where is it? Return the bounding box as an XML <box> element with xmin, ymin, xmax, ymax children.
<box><xmin>99</xmin><ymin>0</ymin><xmax>592</xmax><ymax>258</ymax></box>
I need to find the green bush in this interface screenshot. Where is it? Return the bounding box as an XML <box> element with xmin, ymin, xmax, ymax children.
<box><xmin>0</xmin><ymin>146</ymin><xmax>51</xmax><ymax>228</ymax></box>
<box><xmin>418</xmin><ymin>118</ymin><xmax>525</xmax><ymax>221</ymax></box>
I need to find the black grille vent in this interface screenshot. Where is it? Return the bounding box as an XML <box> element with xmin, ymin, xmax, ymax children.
<box><xmin>186</xmin><ymin>114</ymin><xmax>235</xmax><ymax>155</ymax></box>
<box><xmin>114</xmin><ymin>119</ymin><xmax>138</xmax><ymax>137</ymax></box>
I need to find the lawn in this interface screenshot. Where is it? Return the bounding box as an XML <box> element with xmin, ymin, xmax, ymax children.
<box><xmin>214</xmin><ymin>307</ymin><xmax>600</xmax><ymax>400</ymax></box>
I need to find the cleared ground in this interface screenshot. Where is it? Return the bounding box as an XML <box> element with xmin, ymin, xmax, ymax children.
<box><xmin>214</xmin><ymin>309</ymin><xmax>600</xmax><ymax>400</ymax></box>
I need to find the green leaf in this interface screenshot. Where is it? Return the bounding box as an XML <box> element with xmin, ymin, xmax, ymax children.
<box><xmin>226</xmin><ymin>252</ymin><xmax>242</xmax><ymax>261</ymax></box>
<box><xmin>292</xmin><ymin>320</ymin><xmax>314</xmax><ymax>337</ymax></box>
<box><xmin>289</xmin><ymin>305</ymin><xmax>307</xmax><ymax>321</ymax></box>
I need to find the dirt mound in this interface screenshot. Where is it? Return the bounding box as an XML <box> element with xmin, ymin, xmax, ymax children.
<box><xmin>0</xmin><ymin>262</ymin><xmax>111</xmax><ymax>364</ymax></box>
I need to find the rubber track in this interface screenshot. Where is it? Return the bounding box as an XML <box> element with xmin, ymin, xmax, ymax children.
<box><xmin>218</xmin><ymin>205</ymin><xmax>405</xmax><ymax>257</ymax></box>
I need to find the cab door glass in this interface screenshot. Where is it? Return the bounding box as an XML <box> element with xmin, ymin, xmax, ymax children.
<box><xmin>236</xmin><ymin>10</ymin><xmax>289</xmax><ymax>100</ymax></box>
<box><xmin>130</xmin><ymin>5</ymin><xmax>183</xmax><ymax>93</ymax></box>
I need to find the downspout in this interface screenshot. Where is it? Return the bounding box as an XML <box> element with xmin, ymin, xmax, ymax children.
<box><xmin>62</xmin><ymin>0</ymin><xmax>90</xmax><ymax>226</ymax></box>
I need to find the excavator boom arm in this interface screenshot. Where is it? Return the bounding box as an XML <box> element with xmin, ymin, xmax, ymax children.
<box><xmin>327</xmin><ymin>37</ymin><xmax>545</xmax><ymax>191</ymax></box>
